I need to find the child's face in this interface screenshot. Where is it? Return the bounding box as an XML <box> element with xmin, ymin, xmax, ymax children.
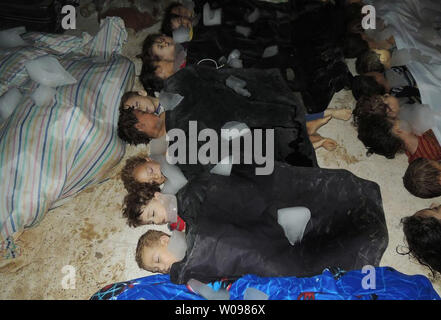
<box><xmin>170</xmin><ymin>5</ymin><xmax>193</xmax><ymax>31</ymax></box>
<box><xmin>153</xmin><ymin>60</ymin><xmax>175</xmax><ymax>80</ymax></box>
<box><xmin>142</xmin><ymin>235</ymin><xmax>179</xmax><ymax>273</ymax></box>
<box><xmin>132</xmin><ymin>158</ymin><xmax>166</xmax><ymax>185</ymax></box>
<box><xmin>140</xmin><ymin>195</ymin><xmax>169</xmax><ymax>225</ymax></box>
<box><xmin>134</xmin><ymin>110</ymin><xmax>165</xmax><ymax>138</ymax></box>
<box><xmin>382</xmin><ymin>94</ymin><xmax>400</xmax><ymax>118</ymax></box>
<box><xmin>123</xmin><ymin>91</ymin><xmax>156</xmax><ymax>113</ymax></box>
<box><xmin>151</xmin><ymin>35</ymin><xmax>175</xmax><ymax>61</ymax></box>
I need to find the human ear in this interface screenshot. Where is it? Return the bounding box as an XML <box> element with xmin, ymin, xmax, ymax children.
<box><xmin>160</xmin><ymin>235</ymin><xmax>170</xmax><ymax>246</ymax></box>
<box><xmin>134</xmin><ymin>122</ymin><xmax>144</xmax><ymax>130</ymax></box>
<box><xmin>138</xmin><ymin>90</ymin><xmax>148</xmax><ymax>97</ymax></box>
<box><xmin>154</xmin><ymin>192</ymin><xmax>161</xmax><ymax>199</ymax></box>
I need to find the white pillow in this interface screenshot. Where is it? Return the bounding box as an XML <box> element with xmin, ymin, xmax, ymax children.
<box><xmin>31</xmin><ymin>85</ymin><xmax>56</xmax><ymax>107</ymax></box>
<box><xmin>0</xmin><ymin>88</ymin><xmax>22</xmax><ymax>121</ymax></box>
<box><xmin>25</xmin><ymin>56</ymin><xmax>77</xmax><ymax>88</ymax></box>
<box><xmin>0</xmin><ymin>27</ymin><xmax>28</xmax><ymax>48</ymax></box>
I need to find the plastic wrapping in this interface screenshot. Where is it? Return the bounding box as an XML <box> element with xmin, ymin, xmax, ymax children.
<box><xmin>149</xmin><ymin>135</ymin><xmax>168</xmax><ymax>156</ymax></box>
<box><xmin>365</xmin><ymin>26</ymin><xmax>394</xmax><ymax>42</ymax></box>
<box><xmin>167</xmin><ymin>230</ymin><xmax>187</xmax><ymax>261</ymax></box>
<box><xmin>262</xmin><ymin>45</ymin><xmax>279</xmax><ymax>58</ymax></box>
<box><xmin>221</xmin><ymin>121</ymin><xmax>251</xmax><ymax>141</ymax></box>
<box><xmin>187</xmin><ymin>279</ymin><xmax>230</xmax><ymax>300</ymax></box>
<box><xmin>0</xmin><ymin>88</ymin><xmax>22</xmax><ymax>122</ymax></box>
<box><xmin>235</xmin><ymin>26</ymin><xmax>252</xmax><ymax>38</ymax></box>
<box><xmin>173</xmin><ymin>26</ymin><xmax>191</xmax><ymax>44</ymax></box>
<box><xmin>390</xmin><ymin>48</ymin><xmax>432</xmax><ymax>67</ymax></box>
<box><xmin>228</xmin><ymin>58</ymin><xmax>243</xmax><ymax>68</ymax></box>
<box><xmin>227</xmin><ymin>50</ymin><xmax>243</xmax><ymax>69</ymax></box>
<box><xmin>245</xmin><ymin>8</ymin><xmax>260</xmax><ymax>23</ymax></box>
<box><xmin>151</xmin><ymin>154</ymin><xmax>188</xmax><ymax>195</ymax></box>
<box><xmin>243</xmin><ymin>287</ymin><xmax>269</xmax><ymax>300</ymax></box>
<box><xmin>173</xmin><ymin>43</ymin><xmax>188</xmax><ymax>71</ymax></box>
<box><xmin>203</xmin><ymin>3</ymin><xmax>222</xmax><ymax>26</ymax></box>
<box><xmin>277</xmin><ymin>207</ymin><xmax>311</xmax><ymax>245</ymax></box>
<box><xmin>0</xmin><ymin>26</ymin><xmax>28</xmax><ymax>48</ymax></box>
<box><xmin>25</xmin><ymin>56</ymin><xmax>77</xmax><ymax>87</ymax></box>
<box><xmin>159</xmin><ymin>91</ymin><xmax>184</xmax><ymax>111</ymax></box>
<box><xmin>210</xmin><ymin>155</ymin><xmax>233</xmax><ymax>176</ymax></box>
<box><xmin>30</xmin><ymin>85</ymin><xmax>56</xmax><ymax>107</ymax></box>
<box><xmin>399</xmin><ymin>103</ymin><xmax>441</xmax><ymax>136</ymax></box>
<box><xmin>225</xmin><ymin>75</ymin><xmax>251</xmax><ymax>97</ymax></box>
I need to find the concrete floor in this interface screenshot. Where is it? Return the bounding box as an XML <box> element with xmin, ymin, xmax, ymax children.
<box><xmin>0</xmin><ymin>3</ymin><xmax>440</xmax><ymax>299</ymax></box>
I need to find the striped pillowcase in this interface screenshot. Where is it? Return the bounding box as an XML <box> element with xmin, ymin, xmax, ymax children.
<box><xmin>0</xmin><ymin>17</ymin><xmax>134</xmax><ymax>244</ymax></box>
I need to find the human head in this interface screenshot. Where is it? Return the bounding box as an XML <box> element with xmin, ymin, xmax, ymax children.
<box><xmin>118</xmin><ymin>92</ymin><xmax>154</xmax><ymax>145</ymax></box>
<box><xmin>135</xmin><ymin>230</ymin><xmax>179</xmax><ymax>273</ymax></box>
<box><xmin>161</xmin><ymin>2</ymin><xmax>194</xmax><ymax>36</ymax></box>
<box><xmin>401</xmin><ymin>205</ymin><xmax>441</xmax><ymax>275</ymax></box>
<box><xmin>123</xmin><ymin>191</ymin><xmax>169</xmax><ymax>227</ymax></box>
<box><xmin>121</xmin><ymin>90</ymin><xmax>157</xmax><ymax>113</ymax></box>
<box><xmin>404</xmin><ymin>158</ymin><xmax>441</xmax><ymax>199</ymax></box>
<box><xmin>356</xmin><ymin>114</ymin><xmax>404</xmax><ymax>159</ymax></box>
<box><xmin>366</xmin><ymin>71</ymin><xmax>391</xmax><ymax>92</ymax></box>
<box><xmin>356</xmin><ymin>49</ymin><xmax>390</xmax><ymax>74</ymax></box>
<box><xmin>353</xmin><ymin>94</ymin><xmax>399</xmax><ymax>125</ymax></box>
<box><xmin>139</xmin><ymin>60</ymin><xmax>165</xmax><ymax>94</ymax></box>
<box><xmin>141</xmin><ymin>33</ymin><xmax>175</xmax><ymax>61</ymax></box>
<box><xmin>351</xmin><ymin>75</ymin><xmax>386</xmax><ymax>100</ymax></box>
<box><xmin>121</xmin><ymin>155</ymin><xmax>165</xmax><ymax>193</ymax></box>
<box><xmin>344</xmin><ymin>33</ymin><xmax>369</xmax><ymax>58</ymax></box>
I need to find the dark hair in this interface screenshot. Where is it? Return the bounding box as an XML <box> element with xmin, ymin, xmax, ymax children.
<box><xmin>353</xmin><ymin>95</ymin><xmax>388</xmax><ymax>126</ymax></box>
<box><xmin>351</xmin><ymin>75</ymin><xmax>385</xmax><ymax>100</ymax></box>
<box><xmin>356</xmin><ymin>50</ymin><xmax>385</xmax><ymax>74</ymax></box>
<box><xmin>120</xmin><ymin>155</ymin><xmax>162</xmax><ymax>193</ymax></box>
<box><xmin>403</xmin><ymin>158</ymin><xmax>441</xmax><ymax>199</ymax></box>
<box><xmin>122</xmin><ymin>190</ymin><xmax>158</xmax><ymax>228</ymax></box>
<box><xmin>401</xmin><ymin>214</ymin><xmax>441</xmax><ymax>275</ymax></box>
<box><xmin>344</xmin><ymin>33</ymin><xmax>369</xmax><ymax>58</ymax></box>
<box><xmin>161</xmin><ymin>2</ymin><xmax>184</xmax><ymax>36</ymax></box>
<box><xmin>117</xmin><ymin>106</ymin><xmax>152</xmax><ymax>145</ymax></box>
<box><xmin>138</xmin><ymin>33</ymin><xmax>166</xmax><ymax>63</ymax></box>
<box><xmin>356</xmin><ymin>114</ymin><xmax>403</xmax><ymax>159</ymax></box>
<box><xmin>139</xmin><ymin>59</ymin><xmax>165</xmax><ymax>95</ymax></box>
<box><xmin>135</xmin><ymin>230</ymin><xmax>170</xmax><ymax>270</ymax></box>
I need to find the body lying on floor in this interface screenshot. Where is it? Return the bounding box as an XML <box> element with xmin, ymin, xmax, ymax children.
<box><xmin>114</xmin><ymin>0</ymin><xmax>441</xmax><ymax>288</ymax></box>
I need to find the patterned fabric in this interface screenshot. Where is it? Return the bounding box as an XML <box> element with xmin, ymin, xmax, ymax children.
<box><xmin>0</xmin><ymin>17</ymin><xmax>135</xmax><ymax>244</ymax></box>
<box><xmin>90</xmin><ymin>267</ymin><xmax>440</xmax><ymax>300</ymax></box>
<box><xmin>406</xmin><ymin>130</ymin><xmax>441</xmax><ymax>163</ymax></box>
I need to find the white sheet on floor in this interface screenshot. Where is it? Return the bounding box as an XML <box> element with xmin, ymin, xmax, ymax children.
<box><xmin>371</xmin><ymin>0</ymin><xmax>441</xmax><ymax>142</ymax></box>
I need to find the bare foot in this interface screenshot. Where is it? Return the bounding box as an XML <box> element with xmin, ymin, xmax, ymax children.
<box><xmin>306</xmin><ymin>115</ymin><xmax>332</xmax><ymax>135</ymax></box>
<box><xmin>325</xmin><ymin>108</ymin><xmax>352</xmax><ymax>121</ymax></box>
<box><xmin>310</xmin><ymin>134</ymin><xmax>337</xmax><ymax>151</ymax></box>
<box><xmin>322</xmin><ymin>138</ymin><xmax>338</xmax><ymax>151</ymax></box>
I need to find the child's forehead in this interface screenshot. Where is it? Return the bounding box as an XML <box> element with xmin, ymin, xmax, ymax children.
<box><xmin>142</xmin><ymin>243</ymin><xmax>160</xmax><ymax>259</ymax></box>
